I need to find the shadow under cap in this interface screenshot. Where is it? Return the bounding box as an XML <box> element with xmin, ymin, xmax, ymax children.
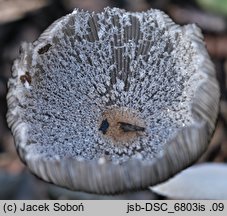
<box><xmin>6</xmin><ymin>7</ymin><xmax>220</xmax><ymax>194</ymax></box>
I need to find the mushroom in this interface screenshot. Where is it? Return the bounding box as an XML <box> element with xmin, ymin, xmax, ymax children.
<box><xmin>7</xmin><ymin>7</ymin><xmax>220</xmax><ymax>194</ymax></box>
<box><xmin>151</xmin><ymin>163</ymin><xmax>227</xmax><ymax>199</ymax></box>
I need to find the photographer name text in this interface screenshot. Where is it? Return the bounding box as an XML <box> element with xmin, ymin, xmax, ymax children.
<box><xmin>3</xmin><ymin>202</ymin><xmax>84</xmax><ymax>213</ymax></box>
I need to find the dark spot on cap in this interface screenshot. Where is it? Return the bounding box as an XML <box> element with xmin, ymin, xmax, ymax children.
<box><xmin>104</xmin><ymin>150</ymin><xmax>109</xmax><ymax>155</ymax></box>
<box><xmin>99</xmin><ymin>119</ymin><xmax>109</xmax><ymax>134</ymax></box>
<box><xmin>20</xmin><ymin>71</ymin><xmax>32</xmax><ymax>84</ymax></box>
<box><xmin>118</xmin><ymin>122</ymin><xmax>145</xmax><ymax>133</ymax></box>
<box><xmin>38</xmin><ymin>44</ymin><xmax>52</xmax><ymax>54</ymax></box>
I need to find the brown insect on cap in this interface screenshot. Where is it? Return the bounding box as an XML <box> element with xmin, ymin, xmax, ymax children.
<box><xmin>7</xmin><ymin>7</ymin><xmax>220</xmax><ymax>194</ymax></box>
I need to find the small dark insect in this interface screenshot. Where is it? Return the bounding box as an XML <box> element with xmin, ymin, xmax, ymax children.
<box><xmin>99</xmin><ymin>119</ymin><xmax>109</xmax><ymax>134</ymax></box>
<box><xmin>118</xmin><ymin>122</ymin><xmax>145</xmax><ymax>133</ymax></box>
<box><xmin>38</xmin><ymin>43</ymin><xmax>52</xmax><ymax>54</ymax></box>
<box><xmin>20</xmin><ymin>71</ymin><xmax>32</xmax><ymax>84</ymax></box>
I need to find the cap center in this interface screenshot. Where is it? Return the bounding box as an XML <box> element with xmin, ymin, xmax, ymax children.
<box><xmin>99</xmin><ymin>108</ymin><xmax>146</xmax><ymax>144</ymax></box>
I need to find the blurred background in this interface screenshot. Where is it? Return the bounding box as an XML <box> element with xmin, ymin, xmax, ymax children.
<box><xmin>0</xmin><ymin>0</ymin><xmax>226</xmax><ymax>199</ymax></box>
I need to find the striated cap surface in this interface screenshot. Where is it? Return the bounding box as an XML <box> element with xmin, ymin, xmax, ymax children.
<box><xmin>7</xmin><ymin>7</ymin><xmax>220</xmax><ymax>193</ymax></box>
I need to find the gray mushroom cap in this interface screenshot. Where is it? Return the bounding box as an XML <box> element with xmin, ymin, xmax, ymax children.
<box><xmin>7</xmin><ymin>7</ymin><xmax>220</xmax><ymax>194</ymax></box>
